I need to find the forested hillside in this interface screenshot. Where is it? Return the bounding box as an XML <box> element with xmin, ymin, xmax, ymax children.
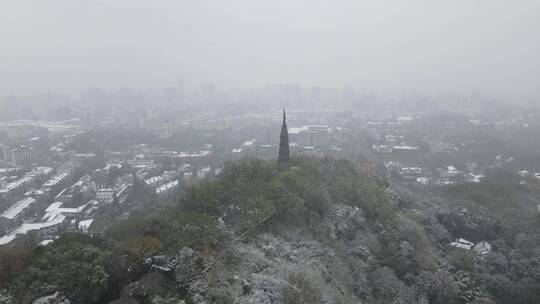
<box><xmin>1</xmin><ymin>157</ymin><xmax>539</xmax><ymax>304</ymax></box>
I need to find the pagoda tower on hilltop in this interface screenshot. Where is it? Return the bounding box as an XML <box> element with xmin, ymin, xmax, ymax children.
<box><xmin>277</xmin><ymin>109</ymin><xmax>290</xmax><ymax>167</ymax></box>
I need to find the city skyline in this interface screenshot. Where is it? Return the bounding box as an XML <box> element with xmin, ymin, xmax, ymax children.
<box><xmin>2</xmin><ymin>0</ymin><xmax>540</xmax><ymax>102</ymax></box>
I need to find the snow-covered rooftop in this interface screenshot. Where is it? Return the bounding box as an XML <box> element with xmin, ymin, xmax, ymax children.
<box><xmin>156</xmin><ymin>180</ymin><xmax>179</xmax><ymax>194</ymax></box>
<box><xmin>78</xmin><ymin>219</ymin><xmax>94</xmax><ymax>230</ymax></box>
<box><xmin>1</xmin><ymin>197</ymin><xmax>36</xmax><ymax>220</ymax></box>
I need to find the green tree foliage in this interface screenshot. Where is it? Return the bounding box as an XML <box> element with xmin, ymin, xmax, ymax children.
<box><xmin>2</xmin><ymin>157</ymin><xmax>539</xmax><ymax>304</ymax></box>
<box><xmin>174</xmin><ymin>211</ymin><xmax>222</xmax><ymax>250</ymax></box>
<box><xmin>124</xmin><ymin>236</ymin><xmax>162</xmax><ymax>261</ymax></box>
<box><xmin>9</xmin><ymin>234</ymin><xmax>109</xmax><ymax>304</ymax></box>
<box><xmin>0</xmin><ymin>246</ymin><xmax>34</xmax><ymax>287</ymax></box>
<box><xmin>415</xmin><ymin>270</ymin><xmax>460</xmax><ymax>304</ymax></box>
<box><xmin>283</xmin><ymin>273</ymin><xmax>322</xmax><ymax>304</ymax></box>
<box><xmin>369</xmin><ymin>267</ymin><xmax>415</xmax><ymax>304</ymax></box>
<box><xmin>448</xmin><ymin>249</ymin><xmax>475</xmax><ymax>272</ymax></box>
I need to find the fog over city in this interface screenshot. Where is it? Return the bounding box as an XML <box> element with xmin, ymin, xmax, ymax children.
<box><xmin>2</xmin><ymin>0</ymin><xmax>540</xmax><ymax>101</ymax></box>
<box><xmin>1</xmin><ymin>2</ymin><xmax>540</xmax><ymax>304</ymax></box>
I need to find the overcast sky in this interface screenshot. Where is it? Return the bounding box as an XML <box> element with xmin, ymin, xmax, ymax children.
<box><xmin>1</xmin><ymin>0</ymin><xmax>539</xmax><ymax>101</ymax></box>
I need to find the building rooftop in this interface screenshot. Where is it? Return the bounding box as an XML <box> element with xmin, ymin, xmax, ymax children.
<box><xmin>0</xmin><ymin>176</ymin><xmax>33</xmax><ymax>193</ymax></box>
<box><xmin>242</xmin><ymin>139</ymin><xmax>256</xmax><ymax>147</ymax></box>
<box><xmin>144</xmin><ymin>176</ymin><xmax>163</xmax><ymax>185</ymax></box>
<box><xmin>18</xmin><ymin>213</ymin><xmax>66</xmax><ymax>234</ymax></box>
<box><xmin>288</xmin><ymin>126</ymin><xmax>309</xmax><ymax>134</ymax></box>
<box><xmin>176</xmin><ymin>150</ymin><xmax>211</xmax><ymax>158</ymax></box>
<box><xmin>40</xmin><ymin>239</ymin><xmax>54</xmax><ymax>246</ymax></box>
<box><xmin>1</xmin><ymin>212</ymin><xmax>67</xmax><ymax>245</ymax></box>
<box><xmin>1</xmin><ymin>197</ymin><xmax>36</xmax><ymax>220</ymax></box>
<box><xmin>78</xmin><ymin>219</ymin><xmax>94</xmax><ymax>230</ymax></box>
<box><xmin>156</xmin><ymin>180</ymin><xmax>179</xmax><ymax>194</ymax></box>
<box><xmin>43</xmin><ymin>202</ymin><xmax>89</xmax><ymax>221</ymax></box>
<box><xmin>42</xmin><ymin>172</ymin><xmax>69</xmax><ymax>187</ymax></box>
<box><xmin>0</xmin><ymin>234</ymin><xmax>17</xmax><ymax>245</ymax></box>
<box><xmin>393</xmin><ymin>145</ymin><xmax>419</xmax><ymax>150</ymax></box>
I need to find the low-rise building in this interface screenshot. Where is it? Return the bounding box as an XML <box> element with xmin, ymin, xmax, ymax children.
<box><xmin>473</xmin><ymin>241</ymin><xmax>491</xmax><ymax>255</ymax></box>
<box><xmin>373</xmin><ymin>144</ymin><xmax>393</xmax><ymax>153</ymax></box>
<box><xmin>1</xmin><ymin>197</ymin><xmax>36</xmax><ymax>222</ymax></box>
<box><xmin>42</xmin><ymin>172</ymin><xmax>70</xmax><ymax>189</ymax></box>
<box><xmin>144</xmin><ymin>176</ymin><xmax>163</xmax><ymax>187</ymax></box>
<box><xmin>115</xmin><ymin>182</ymin><xmax>131</xmax><ymax>203</ymax></box>
<box><xmin>43</xmin><ymin>202</ymin><xmax>90</xmax><ymax>220</ymax></box>
<box><xmin>156</xmin><ymin>180</ymin><xmax>179</xmax><ymax>196</ymax></box>
<box><xmin>0</xmin><ymin>176</ymin><xmax>33</xmax><ymax>198</ymax></box>
<box><xmin>0</xmin><ymin>212</ymin><xmax>67</xmax><ymax>245</ymax></box>
<box><xmin>197</xmin><ymin>166</ymin><xmax>212</xmax><ymax>179</ymax></box>
<box><xmin>400</xmin><ymin>165</ymin><xmax>423</xmax><ymax>179</ymax></box>
<box><xmin>41</xmin><ymin>172</ymin><xmax>70</xmax><ymax>194</ymax></box>
<box><xmin>450</xmin><ymin>238</ymin><xmax>474</xmax><ymax>250</ymax></box>
<box><xmin>416</xmin><ymin>177</ymin><xmax>432</xmax><ymax>185</ymax></box>
<box><xmin>96</xmin><ymin>186</ymin><xmax>115</xmax><ymax>203</ymax></box>
<box><xmin>78</xmin><ymin>219</ymin><xmax>94</xmax><ymax>233</ymax></box>
<box><xmin>440</xmin><ymin>166</ymin><xmax>465</xmax><ymax>185</ymax></box>
<box><xmin>127</xmin><ymin>158</ymin><xmax>154</xmax><ymax>169</ymax></box>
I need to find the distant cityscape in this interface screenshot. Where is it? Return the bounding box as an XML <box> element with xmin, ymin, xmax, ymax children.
<box><xmin>1</xmin><ymin>84</ymin><xmax>539</xmax><ymax>246</ymax></box>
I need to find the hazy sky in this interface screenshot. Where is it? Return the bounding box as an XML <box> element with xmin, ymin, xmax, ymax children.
<box><xmin>1</xmin><ymin>0</ymin><xmax>539</xmax><ymax>100</ymax></box>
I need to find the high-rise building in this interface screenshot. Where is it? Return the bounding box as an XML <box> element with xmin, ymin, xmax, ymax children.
<box><xmin>277</xmin><ymin>110</ymin><xmax>290</xmax><ymax>167</ymax></box>
<box><xmin>279</xmin><ymin>83</ymin><xmax>300</xmax><ymax>109</ymax></box>
<box><xmin>310</xmin><ymin>86</ymin><xmax>321</xmax><ymax>108</ymax></box>
<box><xmin>202</xmin><ymin>83</ymin><xmax>215</xmax><ymax>104</ymax></box>
<box><xmin>2</xmin><ymin>146</ymin><xmax>39</xmax><ymax>164</ymax></box>
<box><xmin>255</xmin><ymin>126</ymin><xmax>274</xmax><ymax>145</ymax></box>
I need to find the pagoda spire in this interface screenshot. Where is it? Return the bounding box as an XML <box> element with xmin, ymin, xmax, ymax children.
<box><xmin>277</xmin><ymin>109</ymin><xmax>290</xmax><ymax>167</ymax></box>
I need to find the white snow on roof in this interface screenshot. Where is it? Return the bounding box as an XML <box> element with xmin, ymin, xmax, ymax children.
<box><xmin>288</xmin><ymin>126</ymin><xmax>309</xmax><ymax>134</ymax></box>
<box><xmin>7</xmin><ymin>213</ymin><xmax>66</xmax><ymax>239</ymax></box>
<box><xmin>450</xmin><ymin>238</ymin><xmax>474</xmax><ymax>250</ymax></box>
<box><xmin>242</xmin><ymin>140</ymin><xmax>256</xmax><ymax>147</ymax></box>
<box><xmin>0</xmin><ymin>234</ymin><xmax>17</xmax><ymax>245</ymax></box>
<box><xmin>42</xmin><ymin>172</ymin><xmax>69</xmax><ymax>187</ymax></box>
<box><xmin>0</xmin><ymin>206</ymin><xmax>69</xmax><ymax>245</ymax></box>
<box><xmin>78</xmin><ymin>219</ymin><xmax>94</xmax><ymax>230</ymax></box>
<box><xmin>22</xmin><ymin>214</ymin><xmax>65</xmax><ymax>233</ymax></box>
<box><xmin>144</xmin><ymin>176</ymin><xmax>162</xmax><ymax>185</ymax></box>
<box><xmin>43</xmin><ymin>202</ymin><xmax>88</xmax><ymax>221</ymax></box>
<box><xmin>0</xmin><ymin>176</ymin><xmax>33</xmax><ymax>193</ymax></box>
<box><xmin>156</xmin><ymin>180</ymin><xmax>179</xmax><ymax>194</ymax></box>
<box><xmin>40</xmin><ymin>239</ymin><xmax>54</xmax><ymax>246</ymax></box>
<box><xmin>1</xmin><ymin>197</ymin><xmax>36</xmax><ymax>220</ymax></box>
<box><xmin>173</xmin><ymin>150</ymin><xmax>211</xmax><ymax>158</ymax></box>
<box><xmin>45</xmin><ymin>202</ymin><xmax>63</xmax><ymax>212</ymax></box>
